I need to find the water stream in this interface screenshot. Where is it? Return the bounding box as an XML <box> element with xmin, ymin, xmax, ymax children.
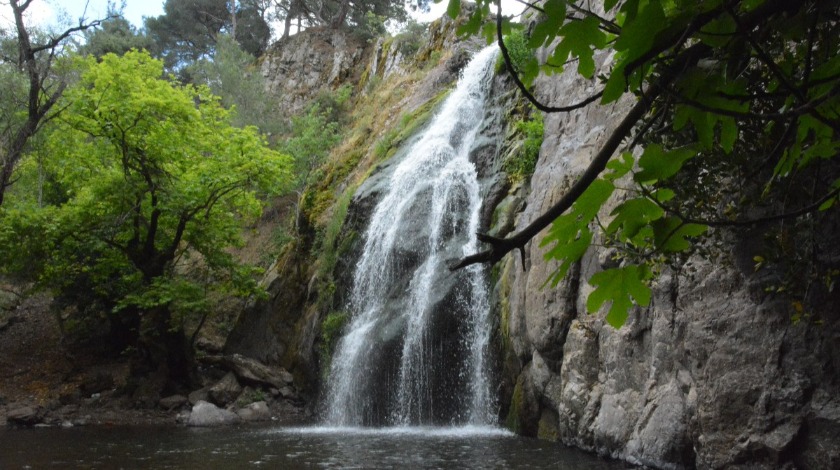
<box><xmin>324</xmin><ymin>46</ymin><xmax>499</xmax><ymax>426</ymax></box>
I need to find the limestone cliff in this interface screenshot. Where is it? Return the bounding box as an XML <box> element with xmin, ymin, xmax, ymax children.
<box><xmin>497</xmin><ymin>50</ymin><xmax>840</xmax><ymax>469</ymax></box>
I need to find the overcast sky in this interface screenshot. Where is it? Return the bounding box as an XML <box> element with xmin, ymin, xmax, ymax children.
<box><xmin>2</xmin><ymin>0</ymin><xmax>524</xmax><ymax>34</ymax></box>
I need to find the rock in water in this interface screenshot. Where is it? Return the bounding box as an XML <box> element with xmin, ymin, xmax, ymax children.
<box><xmin>236</xmin><ymin>401</ymin><xmax>271</xmax><ymax>422</ymax></box>
<box><xmin>6</xmin><ymin>406</ymin><xmax>41</xmax><ymax>426</ymax></box>
<box><xmin>186</xmin><ymin>400</ymin><xmax>240</xmax><ymax>427</ymax></box>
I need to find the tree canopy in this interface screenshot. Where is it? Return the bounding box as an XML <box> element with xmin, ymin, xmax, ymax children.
<box><xmin>451</xmin><ymin>0</ymin><xmax>840</xmax><ymax>327</ymax></box>
<box><xmin>145</xmin><ymin>0</ymin><xmax>271</xmax><ymax>69</ymax></box>
<box><xmin>0</xmin><ymin>50</ymin><xmax>291</xmax><ymax>380</ymax></box>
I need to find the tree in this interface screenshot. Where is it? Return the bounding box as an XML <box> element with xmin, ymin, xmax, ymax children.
<box><xmin>0</xmin><ymin>0</ymin><xmax>104</xmax><ymax>207</ymax></box>
<box><xmin>145</xmin><ymin>0</ymin><xmax>270</xmax><ymax>71</ymax></box>
<box><xmin>0</xmin><ymin>50</ymin><xmax>291</xmax><ymax>387</ymax></box>
<box><xmin>451</xmin><ymin>0</ymin><xmax>840</xmax><ymax>326</ymax></box>
<box><xmin>189</xmin><ymin>34</ymin><xmax>284</xmax><ymax>137</ymax></box>
<box><xmin>269</xmin><ymin>0</ymin><xmax>430</xmax><ymax>38</ymax></box>
<box><xmin>81</xmin><ymin>13</ymin><xmax>153</xmax><ymax>58</ymax></box>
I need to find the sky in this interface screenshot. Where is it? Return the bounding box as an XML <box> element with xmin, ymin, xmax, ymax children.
<box><xmin>1</xmin><ymin>0</ymin><xmax>524</xmax><ymax>34</ymax></box>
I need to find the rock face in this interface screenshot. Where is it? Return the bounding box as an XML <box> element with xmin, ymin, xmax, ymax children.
<box><xmin>260</xmin><ymin>27</ymin><xmax>368</xmax><ymax>117</ymax></box>
<box><xmin>496</xmin><ymin>51</ymin><xmax>840</xmax><ymax>469</ymax></box>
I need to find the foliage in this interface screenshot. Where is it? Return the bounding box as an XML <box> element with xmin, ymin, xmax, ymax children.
<box><xmin>81</xmin><ymin>14</ymin><xmax>153</xmax><ymax>58</ymax></box>
<box><xmin>0</xmin><ymin>51</ymin><xmax>291</xmax><ymax>348</ymax></box>
<box><xmin>318</xmin><ymin>310</ymin><xmax>348</xmax><ymax>377</ymax></box>
<box><xmin>452</xmin><ymin>0</ymin><xmax>840</xmax><ymax>326</ymax></box>
<box><xmin>503</xmin><ymin>109</ymin><xmax>543</xmax><ymax>182</ymax></box>
<box><xmin>189</xmin><ymin>34</ymin><xmax>284</xmax><ymax>137</ymax></box>
<box><xmin>270</xmin><ymin>0</ymin><xmax>427</xmax><ymax>37</ymax></box>
<box><xmin>145</xmin><ymin>0</ymin><xmax>270</xmax><ymax>72</ymax></box>
<box><xmin>498</xmin><ymin>28</ymin><xmax>535</xmax><ymax>79</ymax></box>
<box><xmin>282</xmin><ymin>85</ymin><xmax>351</xmax><ymax>195</ymax></box>
<box><xmin>393</xmin><ymin>19</ymin><xmax>428</xmax><ymax>57</ymax></box>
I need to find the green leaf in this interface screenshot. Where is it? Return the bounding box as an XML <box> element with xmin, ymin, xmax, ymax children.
<box><xmin>576</xmin><ymin>178</ymin><xmax>615</xmax><ymax>220</ymax></box>
<box><xmin>719</xmin><ymin>116</ymin><xmax>738</xmax><ymax>154</ymax></box>
<box><xmin>651</xmin><ymin>218</ymin><xmax>708</xmax><ymax>253</ymax></box>
<box><xmin>635</xmin><ymin>144</ymin><xmax>697</xmax><ymax>183</ymax></box>
<box><xmin>554</xmin><ymin>16</ymin><xmax>607</xmax><ymax>78</ymax></box>
<box><xmin>604</xmin><ymin>152</ymin><xmax>634</xmax><ymax>181</ymax></box>
<box><xmin>601</xmin><ymin>61</ymin><xmax>627</xmax><ymax>104</ymax></box>
<box><xmin>542</xmin><ymin>178</ymin><xmax>615</xmax><ymax>286</ymax></box>
<box><xmin>447</xmin><ymin>0</ymin><xmax>461</xmax><ymax>19</ymax></box>
<box><xmin>607</xmin><ymin>197</ymin><xmax>665</xmax><ymax>241</ymax></box>
<box><xmin>586</xmin><ymin>265</ymin><xmax>652</xmax><ymax>328</ymax></box>
<box><xmin>457</xmin><ymin>10</ymin><xmax>483</xmax><ymax>36</ymax></box>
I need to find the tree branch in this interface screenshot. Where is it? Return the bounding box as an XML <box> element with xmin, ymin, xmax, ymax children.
<box><xmin>494</xmin><ymin>0</ymin><xmax>603</xmax><ymax>114</ymax></box>
<box><xmin>452</xmin><ymin>38</ymin><xmax>712</xmax><ymax>271</ymax></box>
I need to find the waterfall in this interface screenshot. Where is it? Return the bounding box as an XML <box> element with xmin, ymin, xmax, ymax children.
<box><xmin>324</xmin><ymin>45</ymin><xmax>499</xmax><ymax>427</ymax></box>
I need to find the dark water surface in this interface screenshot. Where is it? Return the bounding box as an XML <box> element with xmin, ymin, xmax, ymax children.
<box><xmin>0</xmin><ymin>424</ymin><xmax>632</xmax><ymax>469</ymax></box>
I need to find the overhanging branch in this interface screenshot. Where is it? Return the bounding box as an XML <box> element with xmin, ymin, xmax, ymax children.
<box><xmin>450</xmin><ymin>42</ymin><xmax>711</xmax><ymax>271</ymax></box>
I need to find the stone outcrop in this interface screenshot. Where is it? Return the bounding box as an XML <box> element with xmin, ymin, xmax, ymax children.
<box><xmin>260</xmin><ymin>27</ymin><xmax>368</xmax><ymax>118</ymax></box>
<box><xmin>495</xmin><ymin>50</ymin><xmax>840</xmax><ymax>469</ymax></box>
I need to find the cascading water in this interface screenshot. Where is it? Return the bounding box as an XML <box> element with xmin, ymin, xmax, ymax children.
<box><xmin>324</xmin><ymin>45</ymin><xmax>499</xmax><ymax>427</ymax></box>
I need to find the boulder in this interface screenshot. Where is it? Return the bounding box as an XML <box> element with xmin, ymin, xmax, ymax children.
<box><xmin>202</xmin><ymin>354</ymin><xmax>294</xmax><ymax>389</ymax></box>
<box><xmin>236</xmin><ymin>401</ymin><xmax>271</xmax><ymax>422</ymax></box>
<box><xmin>159</xmin><ymin>394</ymin><xmax>188</xmax><ymax>410</ymax></box>
<box><xmin>188</xmin><ymin>387</ymin><xmax>209</xmax><ymax>405</ymax></box>
<box><xmin>6</xmin><ymin>406</ymin><xmax>41</xmax><ymax>426</ymax></box>
<box><xmin>208</xmin><ymin>372</ymin><xmax>242</xmax><ymax>406</ymax></box>
<box><xmin>186</xmin><ymin>400</ymin><xmax>240</xmax><ymax>427</ymax></box>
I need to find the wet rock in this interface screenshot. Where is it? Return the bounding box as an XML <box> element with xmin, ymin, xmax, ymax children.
<box><xmin>208</xmin><ymin>372</ymin><xmax>242</xmax><ymax>406</ymax></box>
<box><xmin>159</xmin><ymin>394</ymin><xmax>188</xmax><ymax>410</ymax></box>
<box><xmin>7</xmin><ymin>405</ymin><xmax>41</xmax><ymax>426</ymax></box>
<box><xmin>188</xmin><ymin>387</ymin><xmax>210</xmax><ymax>405</ymax></box>
<box><xmin>0</xmin><ymin>289</ymin><xmax>18</xmax><ymax>312</ymax></box>
<box><xmin>202</xmin><ymin>354</ymin><xmax>294</xmax><ymax>389</ymax></box>
<box><xmin>236</xmin><ymin>401</ymin><xmax>271</xmax><ymax>422</ymax></box>
<box><xmin>186</xmin><ymin>400</ymin><xmax>240</xmax><ymax>427</ymax></box>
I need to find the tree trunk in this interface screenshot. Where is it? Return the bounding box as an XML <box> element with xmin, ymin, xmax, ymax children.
<box><xmin>132</xmin><ymin>306</ymin><xmax>196</xmax><ymax>394</ymax></box>
<box><xmin>230</xmin><ymin>0</ymin><xmax>237</xmax><ymax>42</ymax></box>
<box><xmin>330</xmin><ymin>0</ymin><xmax>350</xmax><ymax>28</ymax></box>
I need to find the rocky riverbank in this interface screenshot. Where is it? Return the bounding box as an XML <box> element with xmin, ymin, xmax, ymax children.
<box><xmin>1</xmin><ymin>293</ymin><xmax>308</xmax><ymax>429</ymax></box>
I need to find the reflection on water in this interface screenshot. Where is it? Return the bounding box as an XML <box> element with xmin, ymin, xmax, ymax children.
<box><xmin>0</xmin><ymin>425</ymin><xmax>632</xmax><ymax>469</ymax></box>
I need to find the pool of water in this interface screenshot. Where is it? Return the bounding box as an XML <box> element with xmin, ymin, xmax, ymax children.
<box><xmin>0</xmin><ymin>424</ymin><xmax>632</xmax><ymax>469</ymax></box>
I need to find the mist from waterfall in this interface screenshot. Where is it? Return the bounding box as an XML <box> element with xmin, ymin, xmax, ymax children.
<box><xmin>324</xmin><ymin>45</ymin><xmax>499</xmax><ymax>427</ymax></box>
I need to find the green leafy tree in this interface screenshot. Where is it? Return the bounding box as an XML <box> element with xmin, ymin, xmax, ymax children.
<box><xmin>281</xmin><ymin>86</ymin><xmax>350</xmax><ymax>234</ymax></box>
<box><xmin>452</xmin><ymin>0</ymin><xmax>840</xmax><ymax>326</ymax></box>
<box><xmin>0</xmin><ymin>50</ymin><xmax>291</xmax><ymax>386</ymax></box>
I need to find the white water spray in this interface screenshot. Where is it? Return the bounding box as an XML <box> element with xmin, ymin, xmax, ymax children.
<box><xmin>324</xmin><ymin>46</ymin><xmax>499</xmax><ymax>427</ymax></box>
